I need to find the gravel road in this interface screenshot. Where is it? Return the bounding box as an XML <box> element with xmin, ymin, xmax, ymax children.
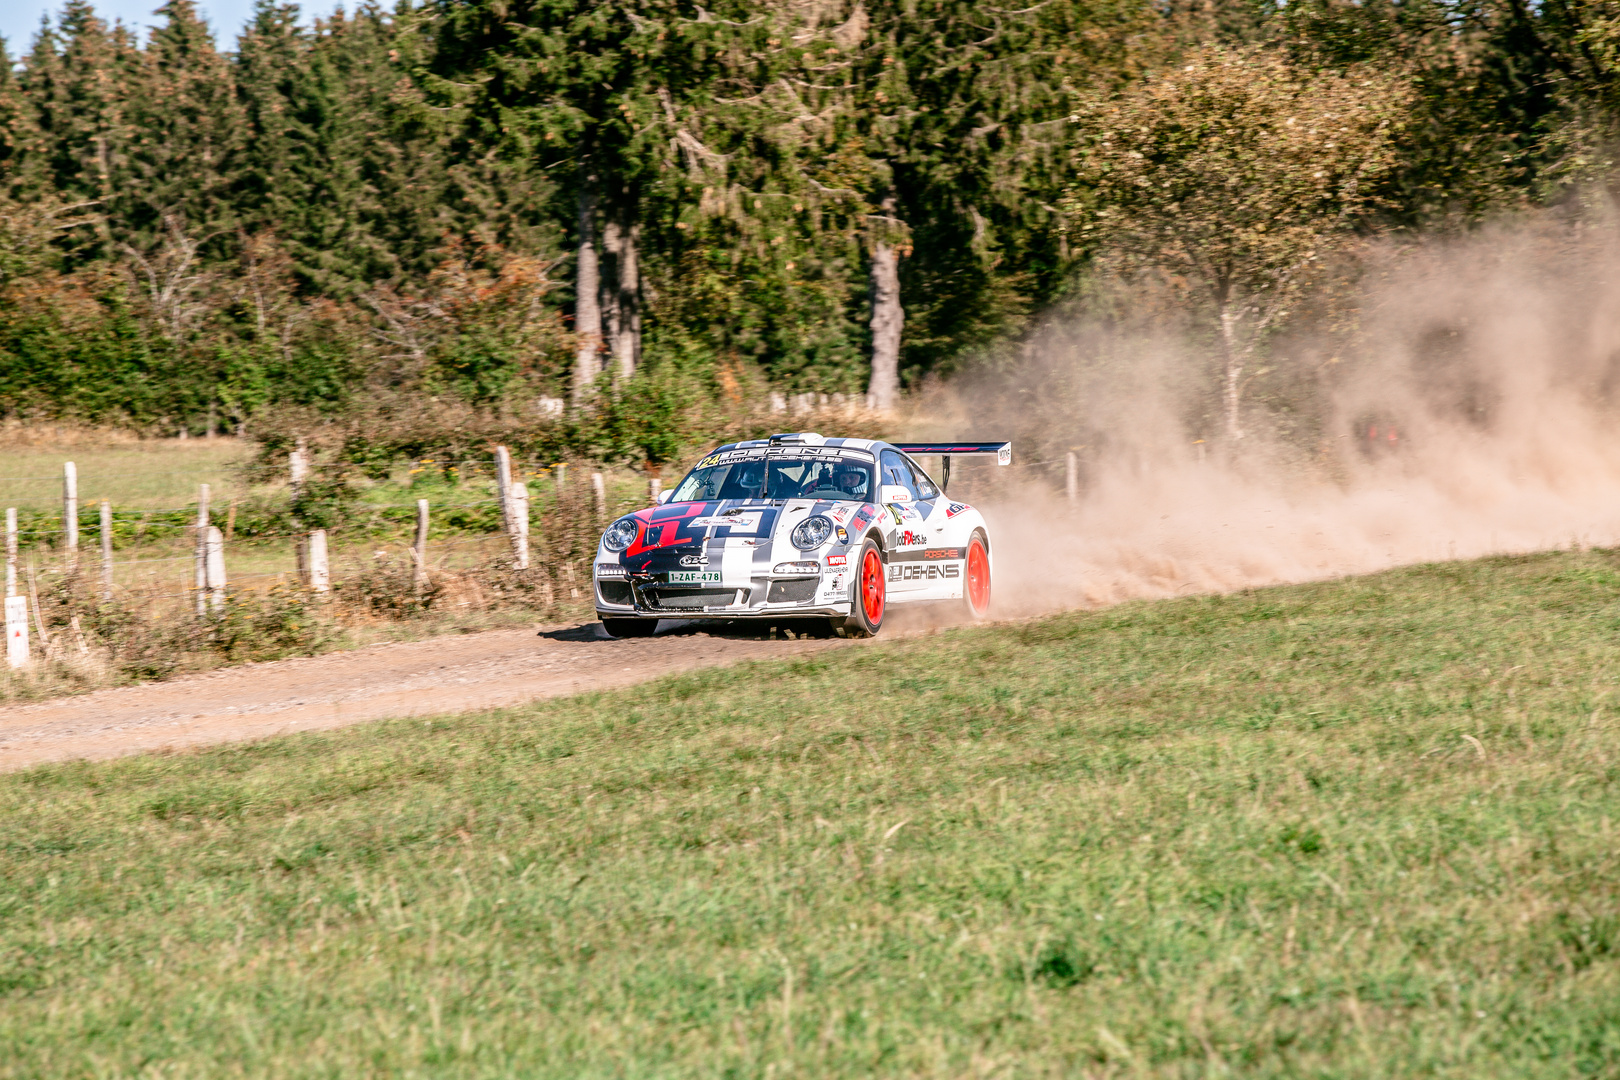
<box><xmin>0</xmin><ymin>621</ymin><xmax>852</xmax><ymax>772</ymax></box>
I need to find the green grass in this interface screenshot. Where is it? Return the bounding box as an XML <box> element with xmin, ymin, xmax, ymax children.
<box><xmin>0</xmin><ymin>434</ymin><xmax>250</xmax><ymax>511</ymax></box>
<box><xmin>4</xmin><ymin>550</ymin><xmax>1620</xmax><ymax>1077</ymax></box>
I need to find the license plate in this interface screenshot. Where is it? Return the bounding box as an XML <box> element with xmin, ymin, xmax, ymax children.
<box><xmin>668</xmin><ymin>571</ymin><xmax>721</xmax><ymax>585</ymax></box>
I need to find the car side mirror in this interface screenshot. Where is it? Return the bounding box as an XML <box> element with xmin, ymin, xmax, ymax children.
<box><xmin>657</xmin><ymin>489</ymin><xmax>673</xmax><ymax>505</ymax></box>
<box><xmin>881</xmin><ymin>484</ymin><xmax>913</xmax><ymax>504</ymax></box>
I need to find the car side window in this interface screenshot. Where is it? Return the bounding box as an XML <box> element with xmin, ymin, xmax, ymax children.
<box><xmin>879</xmin><ymin>450</ymin><xmax>923</xmax><ymax>502</ymax></box>
<box><xmin>902</xmin><ymin>456</ymin><xmax>940</xmax><ymax>500</ymax></box>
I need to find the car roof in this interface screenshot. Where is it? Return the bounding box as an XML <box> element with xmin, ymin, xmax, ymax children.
<box><xmin>706</xmin><ymin>433</ymin><xmax>888</xmax><ymax>455</ymax></box>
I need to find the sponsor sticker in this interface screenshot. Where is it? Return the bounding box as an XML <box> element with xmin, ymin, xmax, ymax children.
<box><xmin>946</xmin><ymin>502</ymin><xmax>970</xmax><ymax>518</ymax></box>
<box><xmin>825</xmin><ymin>555</ymin><xmax>847</xmax><ymax>567</ymax></box>
<box><xmin>679</xmin><ymin>554</ymin><xmax>710</xmax><ymax>566</ymax></box>
<box><xmin>669</xmin><ymin>570</ymin><xmax>721</xmax><ymax>585</ymax></box>
<box><xmin>924</xmin><ymin>548</ymin><xmax>961</xmax><ymax>560</ymax></box>
<box><xmin>898</xmin><ymin>529</ymin><xmax>927</xmax><ymax>547</ymax></box>
<box><xmin>889</xmin><ymin>563</ymin><xmax>961</xmax><ymax>582</ymax></box>
<box><xmin>692</xmin><ymin>512</ymin><xmax>764</xmax><ymax>530</ymax></box>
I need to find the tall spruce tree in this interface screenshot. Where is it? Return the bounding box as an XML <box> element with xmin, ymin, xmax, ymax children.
<box><xmin>18</xmin><ymin>0</ymin><xmax>143</xmax><ymax>257</ymax></box>
<box><xmin>124</xmin><ymin>0</ymin><xmax>244</xmax><ymax>251</ymax></box>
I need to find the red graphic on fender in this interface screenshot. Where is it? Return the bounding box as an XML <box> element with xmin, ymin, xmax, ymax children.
<box><xmin>623</xmin><ymin>504</ymin><xmax>705</xmax><ymax>557</ymax></box>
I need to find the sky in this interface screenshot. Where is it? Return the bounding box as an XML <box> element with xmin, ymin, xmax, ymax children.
<box><xmin>2</xmin><ymin>0</ymin><xmax>338</xmax><ymax>54</ymax></box>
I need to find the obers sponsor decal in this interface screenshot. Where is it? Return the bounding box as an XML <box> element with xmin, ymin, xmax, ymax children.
<box><xmin>889</xmin><ymin>563</ymin><xmax>961</xmax><ymax>582</ymax></box>
<box><xmin>897</xmin><ymin>530</ymin><xmax>927</xmax><ymax>548</ymax></box>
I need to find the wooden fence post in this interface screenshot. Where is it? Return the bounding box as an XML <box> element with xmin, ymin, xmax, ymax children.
<box><xmin>289</xmin><ymin>441</ymin><xmax>322</xmax><ymax>591</ymax></box>
<box><xmin>494</xmin><ymin>443</ymin><xmax>514</xmax><ymax>528</ymax></box>
<box><xmin>5</xmin><ymin>508</ymin><xmax>15</xmax><ymax>598</ymax></box>
<box><xmin>555</xmin><ymin>463</ymin><xmax>568</xmax><ymax>492</ymax></box>
<box><xmin>494</xmin><ymin>445</ymin><xmax>530</xmax><ymax>570</ymax></box>
<box><xmin>62</xmin><ymin>461</ymin><xmax>77</xmax><ymax>568</ymax></box>
<box><xmin>26</xmin><ymin>562</ymin><xmax>50</xmax><ymax>660</ymax></box>
<box><xmin>413</xmin><ymin>499</ymin><xmax>430</xmax><ymax>591</ymax></box>
<box><xmin>204</xmin><ymin>526</ymin><xmax>226</xmax><ymax>612</ymax></box>
<box><xmin>194</xmin><ymin>483</ymin><xmax>211</xmax><ymax>617</ymax></box>
<box><xmin>509</xmin><ymin>481</ymin><xmax>531</xmax><ymax>570</ymax></box>
<box><xmin>591</xmin><ymin>472</ymin><xmax>607</xmax><ymax>522</ymax></box>
<box><xmin>100</xmin><ymin>500</ymin><xmax>113</xmax><ymax>600</ymax></box>
<box><xmin>1065</xmin><ymin>452</ymin><xmax>1079</xmax><ymax>504</ymax></box>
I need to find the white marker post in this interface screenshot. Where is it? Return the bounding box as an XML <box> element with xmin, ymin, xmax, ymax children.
<box><xmin>204</xmin><ymin>526</ymin><xmax>227</xmax><ymax>612</ymax></box>
<box><xmin>1066</xmin><ymin>452</ymin><xmax>1079</xmax><ymax>504</ymax></box>
<box><xmin>307</xmin><ymin>529</ymin><xmax>330</xmax><ymax>593</ymax></box>
<box><xmin>62</xmin><ymin>461</ymin><xmax>78</xmax><ymax>569</ymax></box>
<box><xmin>591</xmin><ymin>472</ymin><xmax>607</xmax><ymax>523</ymax></box>
<box><xmin>5</xmin><ymin>594</ymin><xmax>27</xmax><ymax>668</ymax></box>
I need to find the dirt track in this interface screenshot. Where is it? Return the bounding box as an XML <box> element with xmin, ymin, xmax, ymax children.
<box><xmin>0</xmin><ymin>621</ymin><xmax>851</xmax><ymax>772</ymax></box>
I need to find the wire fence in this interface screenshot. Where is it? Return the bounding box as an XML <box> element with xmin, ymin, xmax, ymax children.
<box><xmin>2</xmin><ymin>449</ymin><xmax>641</xmax><ymax>670</ymax></box>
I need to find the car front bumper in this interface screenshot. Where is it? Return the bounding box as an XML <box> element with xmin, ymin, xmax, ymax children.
<box><xmin>594</xmin><ymin>574</ymin><xmax>852</xmax><ymax>620</ymax></box>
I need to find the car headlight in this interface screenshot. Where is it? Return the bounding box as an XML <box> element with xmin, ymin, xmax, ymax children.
<box><xmin>602</xmin><ymin>517</ymin><xmax>639</xmax><ymax>552</ymax></box>
<box><xmin>790</xmin><ymin>515</ymin><xmax>833</xmax><ymax>549</ymax></box>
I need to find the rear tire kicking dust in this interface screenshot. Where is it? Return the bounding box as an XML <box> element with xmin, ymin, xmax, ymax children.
<box><xmin>963</xmin><ymin>531</ymin><xmax>992</xmax><ymax>619</ymax></box>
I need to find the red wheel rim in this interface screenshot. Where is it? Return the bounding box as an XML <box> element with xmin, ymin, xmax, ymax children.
<box><xmin>966</xmin><ymin>539</ymin><xmax>990</xmax><ymax>613</ymax></box>
<box><xmin>861</xmin><ymin>548</ymin><xmax>885</xmax><ymax>624</ymax></box>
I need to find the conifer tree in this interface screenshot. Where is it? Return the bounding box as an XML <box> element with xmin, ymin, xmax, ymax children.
<box><xmin>124</xmin><ymin>0</ymin><xmax>245</xmax><ymax>251</ymax></box>
<box><xmin>18</xmin><ymin>0</ymin><xmax>143</xmax><ymax>254</ymax></box>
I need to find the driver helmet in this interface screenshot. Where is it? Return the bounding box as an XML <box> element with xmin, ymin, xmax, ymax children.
<box><xmin>834</xmin><ymin>462</ymin><xmax>867</xmax><ymax>496</ymax></box>
<box><xmin>733</xmin><ymin>462</ymin><xmax>765</xmax><ymax>493</ymax></box>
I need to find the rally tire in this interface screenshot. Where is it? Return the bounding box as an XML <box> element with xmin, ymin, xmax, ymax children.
<box><xmin>962</xmin><ymin>531</ymin><xmax>991</xmax><ymax>619</ymax></box>
<box><xmin>846</xmin><ymin>538</ymin><xmax>886</xmax><ymax>638</ymax></box>
<box><xmin>601</xmin><ymin>617</ymin><xmax>658</xmax><ymax>638</ymax></box>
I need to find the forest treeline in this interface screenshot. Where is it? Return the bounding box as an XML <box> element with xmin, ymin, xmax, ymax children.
<box><xmin>0</xmin><ymin>0</ymin><xmax>1617</xmax><ymax>463</ymax></box>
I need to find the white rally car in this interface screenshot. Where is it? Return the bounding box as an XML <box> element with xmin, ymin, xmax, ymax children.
<box><xmin>593</xmin><ymin>432</ymin><xmax>1010</xmax><ymax>637</ymax></box>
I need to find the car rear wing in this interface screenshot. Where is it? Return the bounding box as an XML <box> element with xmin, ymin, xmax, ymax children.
<box><xmin>891</xmin><ymin>441</ymin><xmax>1011</xmax><ymax>493</ymax></box>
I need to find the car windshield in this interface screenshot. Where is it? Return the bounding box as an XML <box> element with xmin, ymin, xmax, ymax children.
<box><xmin>670</xmin><ymin>453</ymin><xmax>875</xmax><ymax>502</ymax></box>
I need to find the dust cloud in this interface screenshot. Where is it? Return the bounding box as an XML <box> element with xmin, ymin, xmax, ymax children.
<box><xmin>943</xmin><ymin>217</ymin><xmax>1620</xmax><ymax>616</ymax></box>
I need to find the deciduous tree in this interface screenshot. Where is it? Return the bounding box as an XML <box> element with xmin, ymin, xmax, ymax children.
<box><xmin>1066</xmin><ymin>45</ymin><xmax>1407</xmax><ymax>440</ymax></box>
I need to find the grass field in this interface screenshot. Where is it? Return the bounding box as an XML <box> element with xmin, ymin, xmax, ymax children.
<box><xmin>0</xmin><ymin>433</ymin><xmax>251</xmax><ymax>512</ymax></box>
<box><xmin>4</xmin><ymin>549</ymin><xmax>1620</xmax><ymax>1077</ymax></box>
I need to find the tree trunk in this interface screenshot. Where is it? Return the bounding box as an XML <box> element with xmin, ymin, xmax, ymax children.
<box><xmin>868</xmin><ymin>239</ymin><xmax>903</xmax><ymax>412</ymax></box>
<box><xmin>1217</xmin><ymin>302</ymin><xmax>1246</xmax><ymax>442</ymax></box>
<box><xmin>601</xmin><ymin>216</ymin><xmax>641</xmax><ymax>382</ymax></box>
<box><xmin>616</xmin><ymin>221</ymin><xmax>641</xmax><ymax>381</ymax></box>
<box><xmin>572</xmin><ymin>187</ymin><xmax>603</xmax><ymax>404</ymax></box>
